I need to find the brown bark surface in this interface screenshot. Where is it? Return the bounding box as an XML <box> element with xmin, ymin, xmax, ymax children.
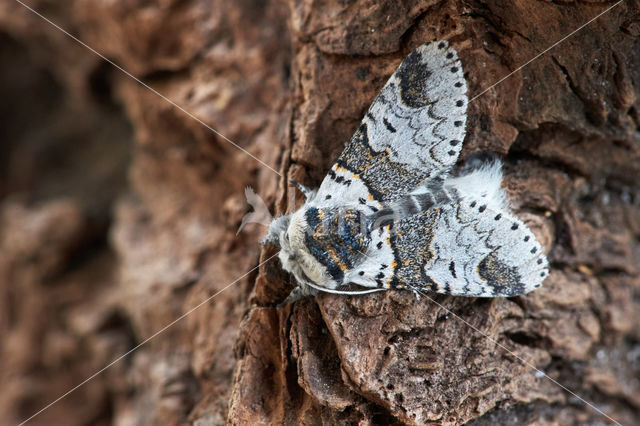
<box><xmin>1</xmin><ymin>1</ymin><xmax>639</xmax><ymax>425</ymax></box>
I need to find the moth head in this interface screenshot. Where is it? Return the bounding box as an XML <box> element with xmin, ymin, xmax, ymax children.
<box><xmin>262</xmin><ymin>214</ymin><xmax>290</xmax><ymax>246</ymax></box>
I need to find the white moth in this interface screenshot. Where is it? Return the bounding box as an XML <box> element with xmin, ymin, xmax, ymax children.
<box><xmin>263</xmin><ymin>41</ymin><xmax>548</xmax><ymax>303</ymax></box>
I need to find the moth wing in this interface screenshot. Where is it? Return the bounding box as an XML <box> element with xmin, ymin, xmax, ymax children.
<box><xmin>313</xmin><ymin>40</ymin><xmax>468</xmax><ymax>212</ymax></box>
<box><xmin>348</xmin><ymin>162</ymin><xmax>549</xmax><ymax>296</ymax></box>
<box><xmin>422</xmin><ymin>203</ymin><xmax>548</xmax><ymax>297</ymax></box>
<box><xmin>425</xmin><ymin>162</ymin><xmax>549</xmax><ymax>296</ymax></box>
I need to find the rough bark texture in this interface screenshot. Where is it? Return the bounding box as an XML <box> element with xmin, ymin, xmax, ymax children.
<box><xmin>1</xmin><ymin>1</ymin><xmax>639</xmax><ymax>425</ymax></box>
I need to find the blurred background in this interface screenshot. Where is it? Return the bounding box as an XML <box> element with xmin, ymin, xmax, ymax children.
<box><xmin>0</xmin><ymin>1</ymin><xmax>287</xmax><ymax>424</ymax></box>
<box><xmin>0</xmin><ymin>4</ymin><xmax>133</xmax><ymax>425</ymax></box>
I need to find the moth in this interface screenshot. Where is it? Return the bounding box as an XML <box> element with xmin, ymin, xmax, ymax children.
<box><xmin>263</xmin><ymin>40</ymin><xmax>549</xmax><ymax>304</ymax></box>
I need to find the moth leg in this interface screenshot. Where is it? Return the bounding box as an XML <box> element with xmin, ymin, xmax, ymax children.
<box><xmin>278</xmin><ymin>283</ymin><xmax>317</xmax><ymax>307</ymax></box>
<box><xmin>289</xmin><ymin>179</ymin><xmax>316</xmax><ymax>201</ymax></box>
<box><xmin>411</xmin><ymin>288</ymin><xmax>421</xmax><ymax>301</ymax></box>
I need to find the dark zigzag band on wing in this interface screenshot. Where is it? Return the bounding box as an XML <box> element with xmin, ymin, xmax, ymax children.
<box><xmin>314</xmin><ymin>40</ymin><xmax>468</xmax><ymax>208</ymax></box>
<box><xmin>348</xmin><ymin>209</ymin><xmax>440</xmax><ymax>291</ymax></box>
<box><xmin>336</xmin><ymin>122</ymin><xmax>432</xmax><ymax>202</ymax></box>
<box><xmin>387</xmin><ymin>210</ymin><xmax>440</xmax><ymax>292</ymax></box>
<box><xmin>317</xmin><ymin>117</ymin><xmax>454</xmax><ymax>210</ymax></box>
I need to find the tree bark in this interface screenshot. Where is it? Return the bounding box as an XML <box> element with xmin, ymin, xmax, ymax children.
<box><xmin>0</xmin><ymin>1</ymin><xmax>639</xmax><ymax>425</ymax></box>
